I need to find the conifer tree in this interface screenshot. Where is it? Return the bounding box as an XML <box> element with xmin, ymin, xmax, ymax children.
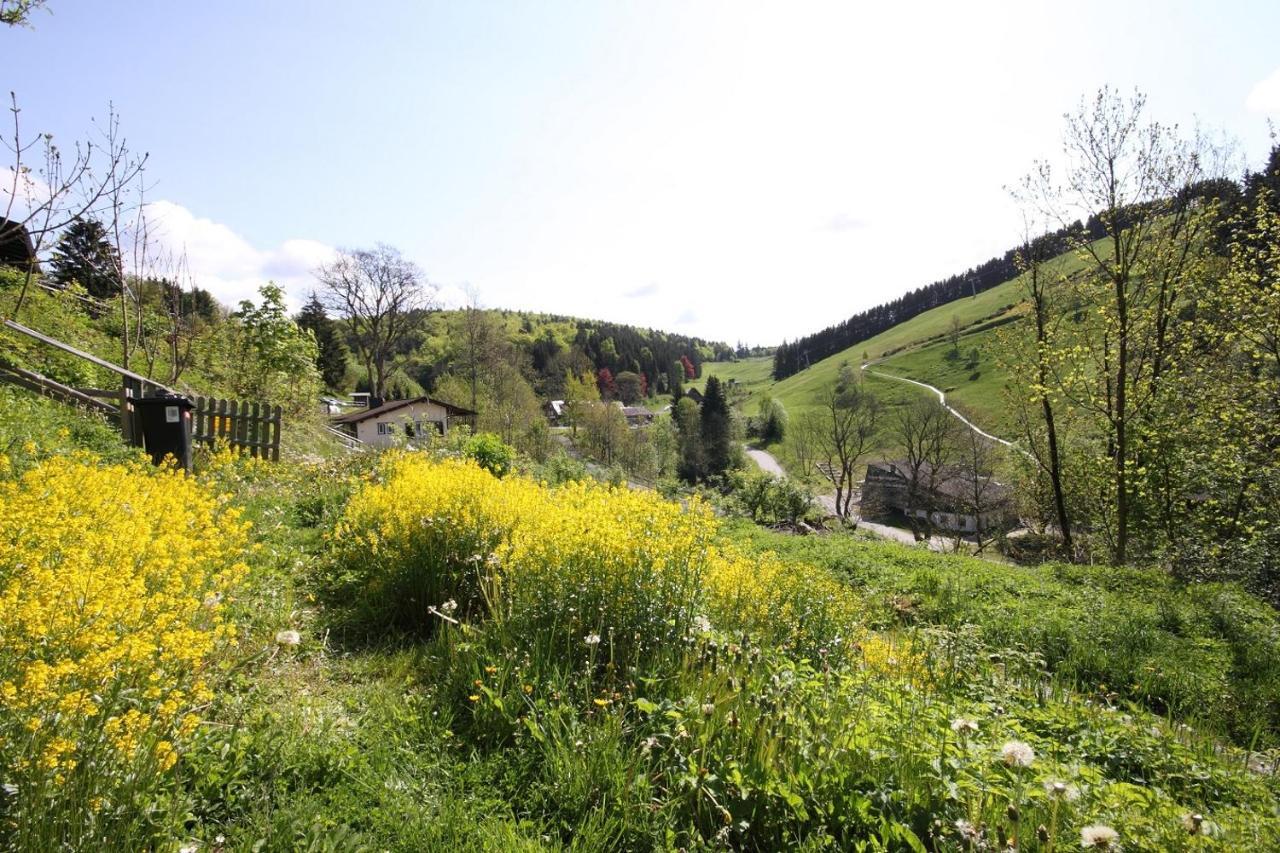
<box><xmin>296</xmin><ymin>292</ymin><xmax>349</xmax><ymax>391</ymax></box>
<box><xmin>699</xmin><ymin>376</ymin><xmax>732</xmax><ymax>477</ymax></box>
<box><xmin>48</xmin><ymin>218</ymin><xmax>121</xmax><ymax>306</ymax></box>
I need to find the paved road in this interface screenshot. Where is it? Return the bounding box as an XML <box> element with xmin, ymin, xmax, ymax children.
<box><xmin>745</xmin><ymin>447</ymin><xmax>786</xmax><ymax>476</ymax></box>
<box><xmin>748</xmin><ymin>445</ymin><xmax>942</xmax><ymax>549</ymax></box>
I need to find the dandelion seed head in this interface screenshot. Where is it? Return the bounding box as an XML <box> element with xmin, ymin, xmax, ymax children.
<box><xmin>1080</xmin><ymin>824</ymin><xmax>1119</xmax><ymax>849</ymax></box>
<box><xmin>274</xmin><ymin>630</ymin><xmax>301</xmax><ymax>647</ymax></box>
<box><xmin>1000</xmin><ymin>740</ymin><xmax>1035</xmax><ymax>767</ymax></box>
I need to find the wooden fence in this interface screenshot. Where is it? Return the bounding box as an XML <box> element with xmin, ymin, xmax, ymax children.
<box><xmin>193</xmin><ymin>397</ymin><xmax>282</xmax><ymax>461</ymax></box>
<box><xmin>2</xmin><ymin>318</ymin><xmax>286</xmax><ymax>462</ymax></box>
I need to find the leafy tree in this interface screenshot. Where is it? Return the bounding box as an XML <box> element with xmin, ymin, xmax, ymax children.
<box><xmin>668</xmin><ymin>360</ymin><xmax>685</xmax><ymax>401</ymax></box>
<box><xmin>699</xmin><ymin>376</ymin><xmax>733</xmax><ymax>478</ymax></box>
<box><xmin>615</xmin><ymin>370</ymin><xmax>643</xmax><ymax>404</ymax></box>
<box><xmin>296</xmin><ymin>292</ymin><xmax>349</xmax><ymax>391</ymax></box>
<box><xmin>48</xmin><ymin>219</ymin><xmax>121</xmax><ymax>307</ymax></box>
<box><xmin>562</xmin><ymin>370</ymin><xmax>600</xmax><ymax>437</ymax></box>
<box><xmin>673</xmin><ymin>396</ymin><xmax>703</xmax><ymax>482</ymax></box>
<box><xmin>217</xmin><ymin>283</ymin><xmax>320</xmax><ymax>412</ymax></box>
<box><xmin>756</xmin><ymin>395</ymin><xmax>787</xmax><ymax>443</ymax></box>
<box><xmin>596</xmin><ymin>367</ymin><xmax>617</xmax><ymax>400</ymax></box>
<box><xmin>680</xmin><ymin>355</ymin><xmax>696</xmax><ymax>380</ymax></box>
<box><xmin>578</xmin><ymin>401</ymin><xmax>629</xmax><ymax>465</ymax></box>
<box><xmin>1020</xmin><ymin>87</ymin><xmax>1216</xmax><ymax>565</ymax></box>
<box><xmin>449</xmin><ymin>295</ymin><xmax>504</xmax><ymax>411</ymax></box>
<box><xmin>477</xmin><ymin>361</ymin><xmax>542</xmax><ymax>451</ymax></box>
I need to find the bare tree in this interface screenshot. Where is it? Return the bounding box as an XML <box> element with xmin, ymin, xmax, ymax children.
<box><xmin>810</xmin><ymin>384</ymin><xmax>880</xmax><ymax>522</ymax></box>
<box><xmin>953</xmin><ymin>423</ymin><xmax>1002</xmax><ymax>554</ymax></box>
<box><xmin>1004</xmin><ymin>205</ymin><xmax>1075</xmax><ymax>557</ymax></box>
<box><xmin>315</xmin><ymin>245</ymin><xmax>434</xmax><ymax>399</ymax></box>
<box><xmin>3</xmin><ymin>94</ymin><xmax>147</xmax><ymax>328</ymax></box>
<box><xmin>449</xmin><ymin>287</ymin><xmax>503</xmax><ymax>412</ymax></box>
<box><xmin>893</xmin><ymin>397</ymin><xmax>959</xmax><ymax>541</ymax></box>
<box><xmin>1</xmin><ymin>0</ymin><xmax>49</xmax><ymax>27</ymax></box>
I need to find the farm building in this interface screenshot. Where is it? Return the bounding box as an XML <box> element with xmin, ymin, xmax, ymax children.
<box><xmin>544</xmin><ymin>399</ymin><xmax>567</xmax><ymax>424</ymax></box>
<box><xmin>330</xmin><ymin>396</ymin><xmax>476</xmax><ymax>447</ymax></box>
<box><xmin>619</xmin><ymin>405</ymin><xmax>655</xmax><ymax>426</ymax></box>
<box><xmin>860</xmin><ymin>460</ymin><xmax>1012</xmax><ymax>534</ymax></box>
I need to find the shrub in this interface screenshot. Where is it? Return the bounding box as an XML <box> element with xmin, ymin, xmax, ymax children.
<box><xmin>463</xmin><ymin>432</ymin><xmax>516</xmax><ymax>478</ymax></box>
<box><xmin>328</xmin><ymin>456</ymin><xmax>859</xmax><ymax>670</ymax></box>
<box><xmin>727</xmin><ymin>469</ymin><xmax>814</xmax><ymax>526</ymax></box>
<box><xmin>0</xmin><ymin>455</ymin><xmax>248</xmax><ymax>849</ymax></box>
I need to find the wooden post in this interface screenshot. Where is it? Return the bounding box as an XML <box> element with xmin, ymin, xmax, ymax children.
<box><xmin>248</xmin><ymin>401</ymin><xmax>261</xmax><ymax>458</ymax></box>
<box><xmin>270</xmin><ymin>405</ymin><xmax>282</xmax><ymax>462</ymax></box>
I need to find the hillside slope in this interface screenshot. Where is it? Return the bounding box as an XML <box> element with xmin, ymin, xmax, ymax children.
<box><xmin>704</xmin><ymin>242</ymin><xmax>1097</xmax><ymax>457</ymax></box>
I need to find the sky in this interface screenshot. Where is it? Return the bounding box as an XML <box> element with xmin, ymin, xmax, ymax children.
<box><xmin>4</xmin><ymin>0</ymin><xmax>1280</xmax><ymax>346</ymax></box>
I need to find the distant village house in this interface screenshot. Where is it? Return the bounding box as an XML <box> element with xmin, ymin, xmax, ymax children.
<box><xmin>331</xmin><ymin>396</ymin><xmax>476</xmax><ymax>448</ymax></box>
<box><xmin>619</xmin><ymin>405</ymin><xmax>655</xmax><ymax>426</ymax></box>
<box><xmin>860</xmin><ymin>460</ymin><xmax>1012</xmax><ymax>534</ymax></box>
<box><xmin>544</xmin><ymin>399</ymin><xmax>567</xmax><ymax>425</ymax></box>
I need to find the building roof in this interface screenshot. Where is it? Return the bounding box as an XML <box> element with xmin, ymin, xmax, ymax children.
<box><xmin>685</xmin><ymin>388</ymin><xmax>704</xmax><ymax>403</ymax></box>
<box><xmin>330</xmin><ymin>396</ymin><xmax>477</xmax><ymax>425</ymax></box>
<box><xmin>0</xmin><ymin>219</ymin><xmax>37</xmax><ymax>270</ymax></box>
<box><xmin>620</xmin><ymin>406</ymin><xmax>654</xmax><ymax>418</ymax></box>
<box><xmin>867</xmin><ymin>460</ymin><xmax>1010</xmax><ymax>504</ymax></box>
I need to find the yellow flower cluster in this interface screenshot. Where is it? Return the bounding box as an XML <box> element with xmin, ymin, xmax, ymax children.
<box><xmin>0</xmin><ymin>456</ymin><xmax>247</xmax><ymax>796</ymax></box>
<box><xmin>333</xmin><ymin>455</ymin><xmax>859</xmax><ymax>662</ymax></box>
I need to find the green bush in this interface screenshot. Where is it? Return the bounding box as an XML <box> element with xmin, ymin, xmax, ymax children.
<box><xmin>463</xmin><ymin>432</ymin><xmax>516</xmax><ymax>477</ymax></box>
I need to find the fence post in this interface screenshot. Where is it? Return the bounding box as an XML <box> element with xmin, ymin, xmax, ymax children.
<box><xmin>270</xmin><ymin>405</ymin><xmax>282</xmax><ymax>462</ymax></box>
<box><xmin>248</xmin><ymin>401</ymin><xmax>261</xmax><ymax>458</ymax></box>
<box><xmin>217</xmin><ymin>398</ymin><xmax>228</xmax><ymax>444</ymax></box>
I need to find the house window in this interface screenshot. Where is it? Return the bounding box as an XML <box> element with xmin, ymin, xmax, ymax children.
<box><xmin>377</xmin><ymin>422</ymin><xmax>393</xmax><ymax>436</ymax></box>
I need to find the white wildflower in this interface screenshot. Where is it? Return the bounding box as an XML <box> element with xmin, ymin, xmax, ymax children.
<box><xmin>584</xmin><ymin>633</ymin><xmax>601</xmax><ymax>646</ymax></box>
<box><xmin>950</xmin><ymin>717</ymin><xmax>979</xmax><ymax>734</ymax></box>
<box><xmin>1080</xmin><ymin>824</ymin><xmax>1119</xmax><ymax>849</ymax></box>
<box><xmin>1044</xmin><ymin>780</ymin><xmax>1080</xmax><ymax>801</ymax></box>
<box><xmin>999</xmin><ymin>740</ymin><xmax>1035</xmax><ymax>767</ymax></box>
<box><xmin>274</xmin><ymin>629</ymin><xmax>301</xmax><ymax>647</ymax></box>
<box><xmin>439</xmin><ymin>599</ymin><xmax>458</xmax><ymax>616</ymax></box>
<box><xmin>692</xmin><ymin>615</ymin><xmax>712</xmax><ymax>634</ymax></box>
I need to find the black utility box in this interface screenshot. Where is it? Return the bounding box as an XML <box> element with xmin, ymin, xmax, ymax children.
<box><xmin>133</xmin><ymin>394</ymin><xmax>194</xmax><ymax>470</ymax></box>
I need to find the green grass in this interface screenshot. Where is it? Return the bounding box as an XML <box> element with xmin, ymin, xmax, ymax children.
<box><xmin>6</xmin><ymin>405</ymin><xmax>1280</xmax><ymax>850</ymax></box>
<box><xmin>696</xmin><ymin>244</ymin><xmax>1101</xmax><ymax>474</ymax></box>
<box><xmin>871</xmin><ymin>324</ymin><xmax>1014</xmax><ymax>434</ymax></box>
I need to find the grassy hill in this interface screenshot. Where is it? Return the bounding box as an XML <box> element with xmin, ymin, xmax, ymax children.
<box><xmin>701</xmin><ymin>243</ymin><xmax>1098</xmax><ymax>467</ymax></box>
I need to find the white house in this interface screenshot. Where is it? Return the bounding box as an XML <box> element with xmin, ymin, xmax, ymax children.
<box><xmin>330</xmin><ymin>397</ymin><xmax>477</xmax><ymax>448</ymax></box>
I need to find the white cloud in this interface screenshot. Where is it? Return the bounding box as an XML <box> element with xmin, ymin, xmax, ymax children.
<box><xmin>144</xmin><ymin>200</ymin><xmax>337</xmax><ymax>310</ymax></box>
<box><xmin>1246</xmin><ymin>67</ymin><xmax>1280</xmax><ymax>114</ymax></box>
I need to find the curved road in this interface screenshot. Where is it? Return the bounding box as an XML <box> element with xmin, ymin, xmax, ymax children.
<box><xmin>860</xmin><ymin>363</ymin><xmax>1031</xmax><ymax>459</ymax></box>
<box><xmin>745</xmin><ymin>445</ymin><xmax>931</xmax><ymax>548</ymax></box>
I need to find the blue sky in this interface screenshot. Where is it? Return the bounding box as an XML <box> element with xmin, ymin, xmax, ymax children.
<box><xmin>5</xmin><ymin>1</ymin><xmax>1280</xmax><ymax>344</ymax></box>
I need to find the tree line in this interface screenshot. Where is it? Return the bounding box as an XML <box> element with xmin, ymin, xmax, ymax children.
<box><xmin>771</xmin><ymin>180</ymin><xmax>1241</xmax><ymax>381</ymax></box>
